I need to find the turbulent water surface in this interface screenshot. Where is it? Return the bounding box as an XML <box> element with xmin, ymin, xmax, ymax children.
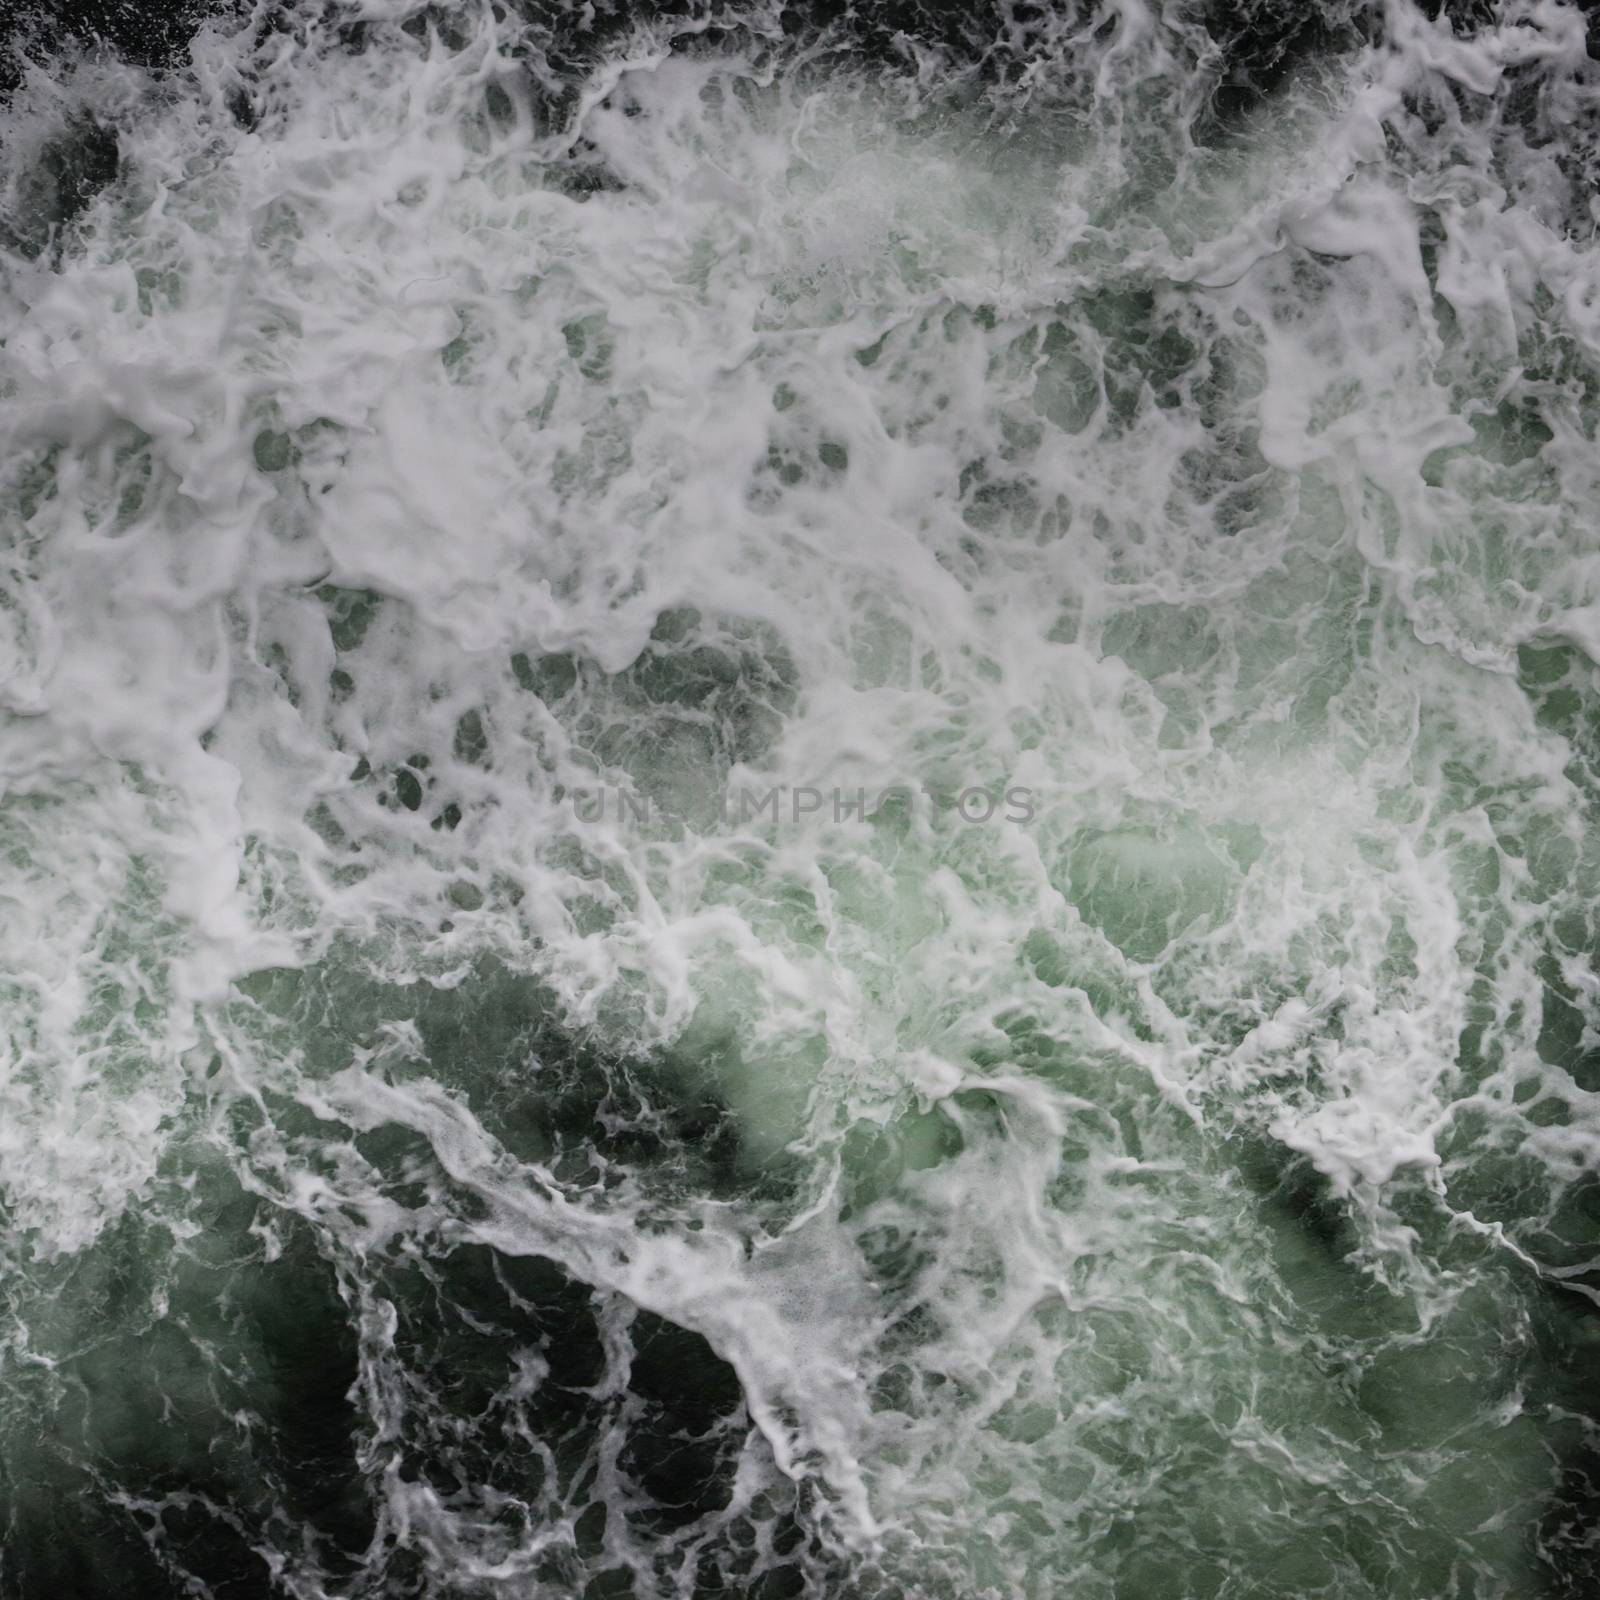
<box><xmin>2</xmin><ymin>1</ymin><xmax>1599</xmax><ymax>1595</ymax></box>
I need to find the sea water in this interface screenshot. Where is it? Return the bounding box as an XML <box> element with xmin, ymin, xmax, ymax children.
<box><xmin>0</xmin><ymin>2</ymin><xmax>1597</xmax><ymax>1595</ymax></box>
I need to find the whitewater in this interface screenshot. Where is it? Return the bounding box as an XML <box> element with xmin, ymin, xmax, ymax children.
<box><xmin>0</xmin><ymin>0</ymin><xmax>1597</xmax><ymax>1594</ymax></box>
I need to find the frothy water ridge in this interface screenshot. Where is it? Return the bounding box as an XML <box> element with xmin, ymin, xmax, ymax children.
<box><xmin>2</xmin><ymin>2</ymin><xmax>1599</xmax><ymax>1594</ymax></box>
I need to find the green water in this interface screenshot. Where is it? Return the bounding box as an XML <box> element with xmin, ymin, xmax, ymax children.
<box><xmin>2</xmin><ymin>1</ymin><xmax>1599</xmax><ymax>1596</ymax></box>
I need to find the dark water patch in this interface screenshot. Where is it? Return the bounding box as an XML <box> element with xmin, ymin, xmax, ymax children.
<box><xmin>615</xmin><ymin>1309</ymin><xmax>750</xmax><ymax>1532</ymax></box>
<box><xmin>1527</xmin><ymin>1251</ymin><xmax>1600</xmax><ymax>1598</ymax></box>
<box><xmin>1245</xmin><ymin>1141</ymin><xmax>1353</xmax><ymax>1257</ymax></box>
<box><xmin>1223</xmin><ymin>1134</ymin><xmax>1405</xmax><ymax>1347</ymax></box>
<box><xmin>1192</xmin><ymin>0</ymin><xmax>1369</xmax><ymax>135</ymax></box>
<box><xmin>0</xmin><ymin>116</ymin><xmax>118</xmax><ymax>259</ymax></box>
<box><xmin>0</xmin><ymin>1169</ymin><xmax>371</xmax><ymax>1600</ymax></box>
<box><xmin>214</xmin><ymin>949</ymin><xmax>840</xmax><ymax>1589</ymax></box>
<box><xmin>1538</xmin><ymin>1423</ymin><xmax>1600</xmax><ymax>1600</ymax></box>
<box><xmin>369</xmin><ymin>1238</ymin><xmax>815</xmax><ymax>1594</ymax></box>
<box><xmin>0</xmin><ymin>0</ymin><xmax>234</xmax><ymax>100</ymax></box>
<box><xmin>380</xmin><ymin>1242</ymin><xmax>612</xmax><ymax>1508</ymax></box>
<box><xmin>229</xmin><ymin>949</ymin><xmax>803</xmax><ymax>1203</ymax></box>
<box><xmin>1515</xmin><ymin>1165</ymin><xmax>1600</xmax><ymax>1595</ymax></box>
<box><xmin>0</xmin><ymin>1130</ymin><xmax>816</xmax><ymax>1596</ymax></box>
<box><xmin>0</xmin><ymin>1460</ymin><xmax>198</xmax><ymax>1600</ymax></box>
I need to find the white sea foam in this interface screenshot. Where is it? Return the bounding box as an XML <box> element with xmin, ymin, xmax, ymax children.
<box><xmin>2</xmin><ymin>2</ymin><xmax>1599</xmax><ymax>1594</ymax></box>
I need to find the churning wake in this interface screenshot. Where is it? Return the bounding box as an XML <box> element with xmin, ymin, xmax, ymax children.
<box><xmin>1</xmin><ymin>0</ymin><xmax>1598</xmax><ymax>1594</ymax></box>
